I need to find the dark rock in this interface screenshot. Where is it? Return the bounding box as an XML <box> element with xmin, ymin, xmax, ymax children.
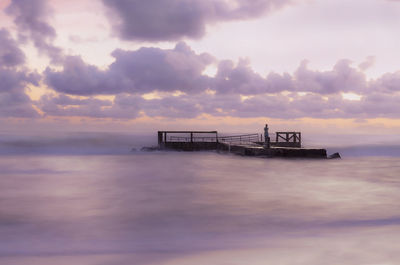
<box><xmin>328</xmin><ymin>152</ymin><xmax>341</xmax><ymax>159</ymax></box>
<box><xmin>140</xmin><ymin>146</ymin><xmax>160</xmax><ymax>152</ymax></box>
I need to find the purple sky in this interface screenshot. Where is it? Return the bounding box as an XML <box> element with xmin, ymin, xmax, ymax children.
<box><xmin>1</xmin><ymin>0</ymin><xmax>400</xmax><ymax>134</ymax></box>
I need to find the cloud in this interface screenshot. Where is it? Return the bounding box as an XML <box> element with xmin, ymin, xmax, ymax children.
<box><xmin>48</xmin><ymin>43</ymin><xmax>369</xmax><ymax>98</ymax></box>
<box><xmin>0</xmin><ymin>66</ymin><xmax>41</xmax><ymax>118</ymax></box>
<box><xmin>0</xmin><ymin>68</ymin><xmax>39</xmax><ymax>92</ymax></box>
<box><xmin>40</xmin><ymin>42</ymin><xmax>400</xmax><ymax>120</ymax></box>
<box><xmin>0</xmin><ymin>28</ymin><xmax>41</xmax><ymax>118</ymax></box>
<box><xmin>45</xmin><ymin>42</ymin><xmax>214</xmax><ymax>95</ymax></box>
<box><xmin>102</xmin><ymin>0</ymin><xmax>292</xmax><ymax>41</ymax></box>
<box><xmin>370</xmin><ymin>71</ymin><xmax>400</xmax><ymax>93</ymax></box>
<box><xmin>38</xmin><ymin>94</ymin><xmax>120</xmax><ymax>118</ymax></box>
<box><xmin>0</xmin><ymin>90</ymin><xmax>40</xmax><ymax>118</ymax></box>
<box><xmin>356</xmin><ymin>92</ymin><xmax>400</xmax><ymax>118</ymax></box>
<box><xmin>294</xmin><ymin>60</ymin><xmax>367</xmax><ymax>94</ymax></box>
<box><xmin>212</xmin><ymin>59</ymin><xmax>294</xmax><ymax>95</ymax></box>
<box><xmin>358</xmin><ymin>56</ymin><xmax>376</xmax><ymax>71</ymax></box>
<box><xmin>38</xmin><ymin>84</ymin><xmax>400</xmax><ymax>120</ymax></box>
<box><xmin>6</xmin><ymin>0</ymin><xmax>63</xmax><ymax>63</ymax></box>
<box><xmin>0</xmin><ymin>28</ymin><xmax>25</xmax><ymax>67</ymax></box>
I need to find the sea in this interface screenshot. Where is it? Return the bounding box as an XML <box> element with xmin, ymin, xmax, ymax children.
<box><xmin>1</xmin><ymin>132</ymin><xmax>400</xmax><ymax>265</ymax></box>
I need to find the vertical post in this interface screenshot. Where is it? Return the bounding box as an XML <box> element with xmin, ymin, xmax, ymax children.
<box><xmin>299</xmin><ymin>133</ymin><xmax>301</xmax><ymax>147</ymax></box>
<box><xmin>164</xmin><ymin>132</ymin><xmax>167</xmax><ymax>143</ymax></box>
<box><xmin>158</xmin><ymin>131</ymin><xmax>162</xmax><ymax>146</ymax></box>
<box><xmin>190</xmin><ymin>132</ymin><xmax>193</xmax><ymax>143</ymax></box>
<box><xmin>215</xmin><ymin>132</ymin><xmax>219</xmax><ymax>149</ymax></box>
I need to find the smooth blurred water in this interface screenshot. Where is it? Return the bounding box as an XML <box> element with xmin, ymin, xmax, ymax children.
<box><xmin>1</xmin><ymin>147</ymin><xmax>400</xmax><ymax>264</ymax></box>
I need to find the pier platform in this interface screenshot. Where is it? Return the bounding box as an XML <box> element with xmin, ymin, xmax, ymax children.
<box><xmin>154</xmin><ymin>130</ymin><xmax>332</xmax><ymax>159</ymax></box>
<box><xmin>218</xmin><ymin>143</ymin><xmax>327</xmax><ymax>158</ymax></box>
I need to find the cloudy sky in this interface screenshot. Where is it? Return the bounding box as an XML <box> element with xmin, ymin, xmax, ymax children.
<box><xmin>1</xmin><ymin>0</ymin><xmax>400</xmax><ymax>135</ymax></box>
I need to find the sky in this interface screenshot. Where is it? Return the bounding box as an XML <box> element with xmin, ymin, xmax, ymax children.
<box><xmin>1</xmin><ymin>0</ymin><xmax>400</xmax><ymax>136</ymax></box>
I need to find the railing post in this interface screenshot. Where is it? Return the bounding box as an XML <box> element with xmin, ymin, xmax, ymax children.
<box><xmin>299</xmin><ymin>133</ymin><xmax>301</xmax><ymax>147</ymax></box>
<box><xmin>158</xmin><ymin>131</ymin><xmax>162</xmax><ymax>145</ymax></box>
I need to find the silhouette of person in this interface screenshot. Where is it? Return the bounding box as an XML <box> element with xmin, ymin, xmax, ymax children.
<box><xmin>264</xmin><ymin>124</ymin><xmax>270</xmax><ymax>148</ymax></box>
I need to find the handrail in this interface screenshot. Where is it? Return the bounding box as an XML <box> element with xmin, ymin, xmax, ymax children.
<box><xmin>167</xmin><ymin>133</ymin><xmax>260</xmax><ymax>144</ymax></box>
<box><xmin>219</xmin><ymin>133</ymin><xmax>259</xmax><ymax>144</ymax></box>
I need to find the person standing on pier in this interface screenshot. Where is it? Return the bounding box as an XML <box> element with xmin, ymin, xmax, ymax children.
<box><xmin>264</xmin><ymin>124</ymin><xmax>270</xmax><ymax>148</ymax></box>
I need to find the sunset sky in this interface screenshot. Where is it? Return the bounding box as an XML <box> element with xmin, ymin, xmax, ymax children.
<box><xmin>1</xmin><ymin>0</ymin><xmax>400</xmax><ymax>136</ymax></box>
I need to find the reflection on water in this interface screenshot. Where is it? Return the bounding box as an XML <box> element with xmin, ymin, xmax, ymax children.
<box><xmin>1</xmin><ymin>153</ymin><xmax>400</xmax><ymax>264</ymax></box>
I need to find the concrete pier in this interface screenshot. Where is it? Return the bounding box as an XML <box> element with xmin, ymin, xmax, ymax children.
<box><xmin>218</xmin><ymin>143</ymin><xmax>327</xmax><ymax>158</ymax></box>
<box><xmin>155</xmin><ymin>129</ymin><xmax>331</xmax><ymax>159</ymax></box>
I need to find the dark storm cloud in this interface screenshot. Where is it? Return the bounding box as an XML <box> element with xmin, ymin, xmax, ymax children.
<box><xmin>102</xmin><ymin>0</ymin><xmax>292</xmax><ymax>41</ymax></box>
<box><xmin>6</xmin><ymin>0</ymin><xmax>63</xmax><ymax>63</ymax></box>
<box><xmin>45</xmin><ymin>42</ymin><xmax>214</xmax><ymax>95</ymax></box>
<box><xmin>0</xmin><ymin>29</ymin><xmax>25</xmax><ymax>67</ymax></box>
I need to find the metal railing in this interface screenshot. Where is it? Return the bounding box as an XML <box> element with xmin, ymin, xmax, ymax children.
<box><xmin>166</xmin><ymin>133</ymin><xmax>260</xmax><ymax>145</ymax></box>
<box><xmin>275</xmin><ymin>132</ymin><xmax>301</xmax><ymax>143</ymax></box>
<box><xmin>219</xmin><ymin>133</ymin><xmax>260</xmax><ymax>145</ymax></box>
<box><xmin>169</xmin><ymin>136</ymin><xmax>218</xmax><ymax>142</ymax></box>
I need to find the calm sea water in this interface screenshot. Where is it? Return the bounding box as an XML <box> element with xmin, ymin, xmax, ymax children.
<box><xmin>1</xmin><ymin>134</ymin><xmax>400</xmax><ymax>264</ymax></box>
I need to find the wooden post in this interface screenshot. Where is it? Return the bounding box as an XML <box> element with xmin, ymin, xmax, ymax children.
<box><xmin>158</xmin><ymin>131</ymin><xmax>162</xmax><ymax>145</ymax></box>
<box><xmin>299</xmin><ymin>133</ymin><xmax>301</xmax><ymax>147</ymax></box>
<box><xmin>164</xmin><ymin>132</ymin><xmax>167</xmax><ymax>143</ymax></box>
<box><xmin>190</xmin><ymin>132</ymin><xmax>193</xmax><ymax>143</ymax></box>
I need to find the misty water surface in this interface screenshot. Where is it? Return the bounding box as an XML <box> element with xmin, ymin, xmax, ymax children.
<box><xmin>1</xmin><ymin>147</ymin><xmax>400</xmax><ymax>264</ymax></box>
